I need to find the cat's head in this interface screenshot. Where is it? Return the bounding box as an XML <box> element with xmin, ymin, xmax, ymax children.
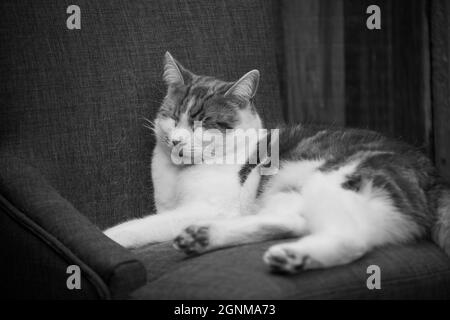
<box><xmin>154</xmin><ymin>52</ymin><xmax>262</xmax><ymax>150</ymax></box>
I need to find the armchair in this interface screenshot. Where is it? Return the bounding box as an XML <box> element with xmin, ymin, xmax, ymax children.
<box><xmin>1</xmin><ymin>0</ymin><xmax>450</xmax><ymax>299</ymax></box>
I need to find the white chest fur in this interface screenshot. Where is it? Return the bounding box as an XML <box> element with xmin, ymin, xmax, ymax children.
<box><xmin>151</xmin><ymin>142</ymin><xmax>243</xmax><ymax>216</ymax></box>
<box><xmin>151</xmin><ymin>143</ymin><xmax>179</xmax><ymax>212</ymax></box>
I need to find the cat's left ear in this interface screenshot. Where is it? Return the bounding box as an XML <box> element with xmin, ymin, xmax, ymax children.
<box><xmin>225</xmin><ymin>70</ymin><xmax>260</xmax><ymax>101</ymax></box>
<box><xmin>163</xmin><ymin>51</ymin><xmax>194</xmax><ymax>86</ymax></box>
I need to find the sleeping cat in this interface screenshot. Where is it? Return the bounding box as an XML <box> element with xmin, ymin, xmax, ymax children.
<box><xmin>104</xmin><ymin>52</ymin><xmax>450</xmax><ymax>273</ymax></box>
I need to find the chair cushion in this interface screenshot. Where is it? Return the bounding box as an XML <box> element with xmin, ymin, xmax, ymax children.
<box><xmin>130</xmin><ymin>240</ymin><xmax>450</xmax><ymax>299</ymax></box>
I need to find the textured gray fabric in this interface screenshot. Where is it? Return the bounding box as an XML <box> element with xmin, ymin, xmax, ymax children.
<box><xmin>0</xmin><ymin>153</ymin><xmax>147</xmax><ymax>298</ymax></box>
<box><xmin>0</xmin><ymin>0</ymin><xmax>285</xmax><ymax>228</ymax></box>
<box><xmin>131</xmin><ymin>240</ymin><xmax>450</xmax><ymax>299</ymax></box>
<box><xmin>0</xmin><ymin>202</ymin><xmax>101</xmax><ymax>299</ymax></box>
<box><xmin>3</xmin><ymin>1</ymin><xmax>448</xmax><ymax>300</ymax></box>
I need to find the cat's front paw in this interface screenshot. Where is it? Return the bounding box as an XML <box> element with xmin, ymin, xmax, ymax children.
<box><xmin>263</xmin><ymin>244</ymin><xmax>316</xmax><ymax>274</ymax></box>
<box><xmin>104</xmin><ymin>228</ymin><xmax>140</xmax><ymax>249</ymax></box>
<box><xmin>173</xmin><ymin>225</ymin><xmax>210</xmax><ymax>254</ymax></box>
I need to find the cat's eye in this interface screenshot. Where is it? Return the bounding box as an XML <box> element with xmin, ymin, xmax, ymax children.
<box><xmin>170</xmin><ymin>114</ymin><xmax>179</xmax><ymax>124</ymax></box>
<box><xmin>217</xmin><ymin>122</ymin><xmax>233</xmax><ymax>129</ymax></box>
<box><xmin>190</xmin><ymin>107</ymin><xmax>203</xmax><ymax>119</ymax></box>
<box><xmin>195</xmin><ymin>116</ymin><xmax>210</xmax><ymax>127</ymax></box>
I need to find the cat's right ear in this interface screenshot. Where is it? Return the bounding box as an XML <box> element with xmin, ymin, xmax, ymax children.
<box><xmin>163</xmin><ymin>51</ymin><xmax>193</xmax><ymax>86</ymax></box>
<box><xmin>225</xmin><ymin>69</ymin><xmax>260</xmax><ymax>101</ymax></box>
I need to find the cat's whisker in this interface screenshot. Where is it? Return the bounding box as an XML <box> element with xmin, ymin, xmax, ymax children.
<box><xmin>142</xmin><ymin>124</ymin><xmax>153</xmax><ymax>131</ymax></box>
<box><xmin>141</xmin><ymin>120</ymin><xmax>155</xmax><ymax>128</ymax></box>
<box><xmin>142</xmin><ymin>124</ymin><xmax>168</xmax><ymax>142</ymax></box>
<box><xmin>142</xmin><ymin>124</ymin><xmax>157</xmax><ymax>134</ymax></box>
<box><xmin>142</xmin><ymin>122</ymin><xmax>155</xmax><ymax>130</ymax></box>
<box><xmin>147</xmin><ymin>99</ymin><xmax>167</xmax><ymax>105</ymax></box>
<box><xmin>141</xmin><ymin>116</ymin><xmax>156</xmax><ymax>128</ymax></box>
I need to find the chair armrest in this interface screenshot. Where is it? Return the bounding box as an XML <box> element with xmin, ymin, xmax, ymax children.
<box><xmin>0</xmin><ymin>154</ymin><xmax>147</xmax><ymax>299</ymax></box>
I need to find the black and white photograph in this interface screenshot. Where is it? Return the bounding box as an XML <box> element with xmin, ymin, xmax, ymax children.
<box><xmin>1</xmin><ymin>0</ymin><xmax>450</xmax><ymax>306</ymax></box>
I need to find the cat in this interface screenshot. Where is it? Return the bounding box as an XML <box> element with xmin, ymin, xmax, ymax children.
<box><xmin>104</xmin><ymin>51</ymin><xmax>450</xmax><ymax>273</ymax></box>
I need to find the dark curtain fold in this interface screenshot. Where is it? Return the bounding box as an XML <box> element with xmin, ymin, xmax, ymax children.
<box><xmin>281</xmin><ymin>0</ymin><xmax>432</xmax><ymax>156</ymax></box>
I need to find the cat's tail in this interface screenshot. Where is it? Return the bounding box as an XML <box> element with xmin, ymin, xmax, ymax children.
<box><xmin>431</xmin><ymin>183</ymin><xmax>450</xmax><ymax>255</ymax></box>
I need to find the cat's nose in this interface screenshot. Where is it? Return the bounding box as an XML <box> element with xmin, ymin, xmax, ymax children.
<box><xmin>172</xmin><ymin>139</ymin><xmax>182</xmax><ymax>146</ymax></box>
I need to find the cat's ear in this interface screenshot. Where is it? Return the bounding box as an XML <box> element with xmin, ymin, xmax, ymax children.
<box><xmin>163</xmin><ymin>51</ymin><xmax>193</xmax><ymax>86</ymax></box>
<box><xmin>225</xmin><ymin>70</ymin><xmax>260</xmax><ymax>100</ymax></box>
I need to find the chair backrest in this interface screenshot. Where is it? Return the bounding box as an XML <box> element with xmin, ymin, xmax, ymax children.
<box><xmin>0</xmin><ymin>0</ymin><xmax>285</xmax><ymax>228</ymax></box>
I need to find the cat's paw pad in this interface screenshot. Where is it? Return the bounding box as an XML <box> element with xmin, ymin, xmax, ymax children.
<box><xmin>263</xmin><ymin>245</ymin><xmax>313</xmax><ymax>274</ymax></box>
<box><xmin>173</xmin><ymin>225</ymin><xmax>210</xmax><ymax>254</ymax></box>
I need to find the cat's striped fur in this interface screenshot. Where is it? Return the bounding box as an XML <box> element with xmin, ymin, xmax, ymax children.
<box><xmin>105</xmin><ymin>52</ymin><xmax>450</xmax><ymax>273</ymax></box>
<box><xmin>242</xmin><ymin>125</ymin><xmax>442</xmax><ymax>232</ymax></box>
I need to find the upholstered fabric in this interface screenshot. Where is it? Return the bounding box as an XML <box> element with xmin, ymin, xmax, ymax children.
<box><xmin>130</xmin><ymin>240</ymin><xmax>450</xmax><ymax>299</ymax></box>
<box><xmin>0</xmin><ymin>0</ymin><xmax>285</xmax><ymax>228</ymax></box>
<box><xmin>0</xmin><ymin>203</ymin><xmax>101</xmax><ymax>299</ymax></box>
<box><xmin>0</xmin><ymin>154</ymin><xmax>147</xmax><ymax>298</ymax></box>
<box><xmin>2</xmin><ymin>0</ymin><xmax>450</xmax><ymax>300</ymax></box>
